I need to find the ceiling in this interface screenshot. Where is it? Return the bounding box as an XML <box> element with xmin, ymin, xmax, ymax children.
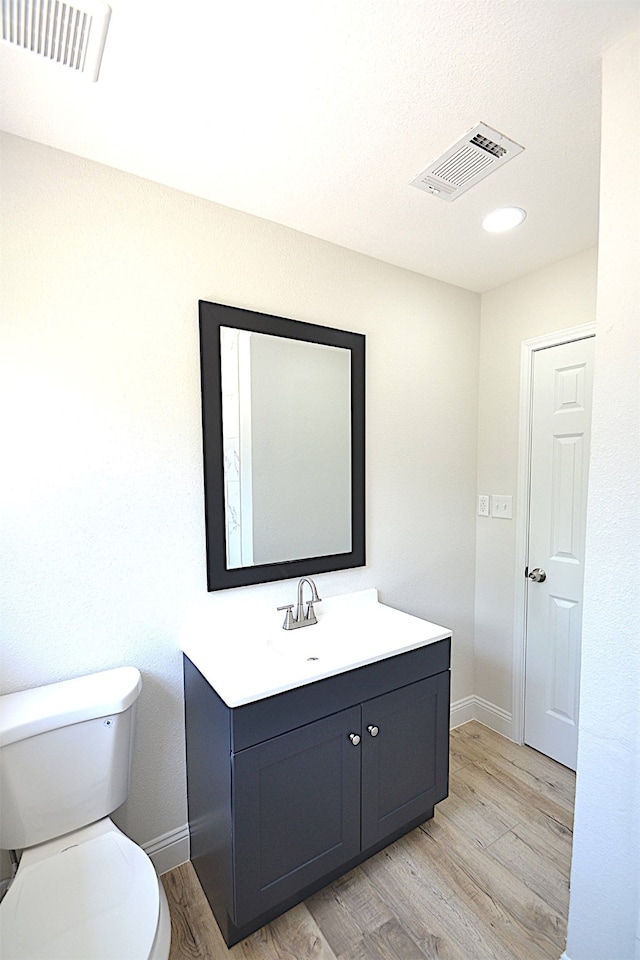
<box><xmin>1</xmin><ymin>1</ymin><xmax>638</xmax><ymax>292</ymax></box>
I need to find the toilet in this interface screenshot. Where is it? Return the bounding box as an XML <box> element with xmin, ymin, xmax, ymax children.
<box><xmin>0</xmin><ymin>667</ymin><xmax>171</xmax><ymax>960</ymax></box>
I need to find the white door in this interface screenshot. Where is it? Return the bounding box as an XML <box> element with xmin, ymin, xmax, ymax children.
<box><xmin>524</xmin><ymin>335</ymin><xmax>594</xmax><ymax>770</ymax></box>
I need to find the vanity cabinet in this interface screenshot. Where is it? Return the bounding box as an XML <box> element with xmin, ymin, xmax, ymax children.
<box><xmin>184</xmin><ymin>637</ymin><xmax>450</xmax><ymax>946</ymax></box>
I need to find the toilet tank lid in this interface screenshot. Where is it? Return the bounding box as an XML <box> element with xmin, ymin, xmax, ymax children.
<box><xmin>0</xmin><ymin>667</ymin><xmax>142</xmax><ymax>747</ymax></box>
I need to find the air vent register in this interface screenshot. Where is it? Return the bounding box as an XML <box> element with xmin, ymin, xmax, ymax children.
<box><xmin>411</xmin><ymin>122</ymin><xmax>524</xmax><ymax>201</ymax></box>
<box><xmin>1</xmin><ymin>0</ymin><xmax>111</xmax><ymax>81</ymax></box>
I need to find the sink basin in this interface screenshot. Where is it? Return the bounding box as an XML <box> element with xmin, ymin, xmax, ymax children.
<box><xmin>268</xmin><ymin>632</ymin><xmax>340</xmax><ymax>662</ymax></box>
<box><xmin>181</xmin><ymin>588</ymin><xmax>450</xmax><ymax>707</ymax></box>
<box><xmin>268</xmin><ymin>611</ymin><xmax>373</xmax><ymax>662</ymax></box>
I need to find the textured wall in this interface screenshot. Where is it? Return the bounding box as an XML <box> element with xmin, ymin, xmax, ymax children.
<box><xmin>565</xmin><ymin>30</ymin><xmax>640</xmax><ymax>960</ymax></box>
<box><xmin>475</xmin><ymin>248</ymin><xmax>598</xmax><ymax>718</ymax></box>
<box><xmin>0</xmin><ymin>132</ymin><xmax>479</xmax><ymax>871</ymax></box>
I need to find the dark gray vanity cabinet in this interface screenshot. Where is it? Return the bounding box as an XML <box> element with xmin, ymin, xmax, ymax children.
<box><xmin>359</xmin><ymin>673</ymin><xmax>449</xmax><ymax>849</ymax></box>
<box><xmin>232</xmin><ymin>705</ymin><xmax>361</xmax><ymax>925</ymax></box>
<box><xmin>184</xmin><ymin>637</ymin><xmax>450</xmax><ymax>946</ymax></box>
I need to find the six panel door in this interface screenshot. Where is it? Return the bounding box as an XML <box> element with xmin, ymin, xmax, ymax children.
<box><xmin>525</xmin><ymin>335</ymin><xmax>594</xmax><ymax>769</ymax></box>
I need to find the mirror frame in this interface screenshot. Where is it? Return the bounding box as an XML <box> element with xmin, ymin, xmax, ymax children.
<box><xmin>199</xmin><ymin>300</ymin><xmax>366</xmax><ymax>591</ymax></box>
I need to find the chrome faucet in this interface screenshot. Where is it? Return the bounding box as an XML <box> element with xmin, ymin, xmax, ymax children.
<box><xmin>277</xmin><ymin>577</ymin><xmax>322</xmax><ymax>630</ymax></box>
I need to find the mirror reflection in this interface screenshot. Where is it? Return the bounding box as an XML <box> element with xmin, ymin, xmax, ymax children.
<box><xmin>220</xmin><ymin>327</ymin><xmax>352</xmax><ymax>568</ymax></box>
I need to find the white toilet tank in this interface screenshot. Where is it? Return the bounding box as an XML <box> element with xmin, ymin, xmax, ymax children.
<box><xmin>0</xmin><ymin>667</ymin><xmax>142</xmax><ymax>850</ymax></box>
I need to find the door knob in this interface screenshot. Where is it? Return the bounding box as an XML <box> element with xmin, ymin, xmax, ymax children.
<box><xmin>349</xmin><ymin>733</ymin><xmax>361</xmax><ymax>745</ymax></box>
<box><xmin>367</xmin><ymin>725</ymin><xmax>379</xmax><ymax>737</ymax></box>
<box><xmin>528</xmin><ymin>567</ymin><xmax>547</xmax><ymax>583</ymax></box>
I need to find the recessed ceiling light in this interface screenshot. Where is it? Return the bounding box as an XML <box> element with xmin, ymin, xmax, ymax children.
<box><xmin>482</xmin><ymin>207</ymin><xmax>527</xmax><ymax>233</ymax></box>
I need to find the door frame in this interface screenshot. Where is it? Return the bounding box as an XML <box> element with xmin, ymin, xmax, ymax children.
<box><xmin>511</xmin><ymin>322</ymin><xmax>596</xmax><ymax>746</ymax></box>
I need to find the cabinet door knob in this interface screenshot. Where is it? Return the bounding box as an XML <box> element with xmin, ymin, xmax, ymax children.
<box><xmin>349</xmin><ymin>733</ymin><xmax>361</xmax><ymax>745</ymax></box>
<box><xmin>367</xmin><ymin>725</ymin><xmax>379</xmax><ymax>737</ymax></box>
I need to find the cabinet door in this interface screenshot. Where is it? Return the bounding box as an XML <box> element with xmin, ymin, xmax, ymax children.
<box><xmin>361</xmin><ymin>672</ymin><xmax>450</xmax><ymax>850</ymax></box>
<box><xmin>232</xmin><ymin>706</ymin><xmax>361</xmax><ymax>925</ymax></box>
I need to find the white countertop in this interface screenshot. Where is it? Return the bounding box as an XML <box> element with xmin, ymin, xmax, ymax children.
<box><xmin>180</xmin><ymin>589</ymin><xmax>451</xmax><ymax>707</ymax></box>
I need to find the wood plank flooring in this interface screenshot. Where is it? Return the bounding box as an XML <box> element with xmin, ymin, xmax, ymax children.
<box><xmin>161</xmin><ymin>721</ymin><xmax>575</xmax><ymax>960</ymax></box>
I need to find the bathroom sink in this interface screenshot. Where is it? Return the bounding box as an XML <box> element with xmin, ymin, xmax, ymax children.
<box><xmin>267</xmin><ymin>630</ymin><xmax>349</xmax><ymax>662</ymax></box>
<box><xmin>267</xmin><ymin>594</ymin><xmax>418</xmax><ymax>663</ymax></box>
<box><xmin>268</xmin><ymin>607</ymin><xmax>373</xmax><ymax>662</ymax></box>
<box><xmin>180</xmin><ymin>588</ymin><xmax>450</xmax><ymax>707</ymax></box>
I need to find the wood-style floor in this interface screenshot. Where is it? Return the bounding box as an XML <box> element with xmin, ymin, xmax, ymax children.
<box><xmin>161</xmin><ymin>721</ymin><xmax>575</xmax><ymax>960</ymax></box>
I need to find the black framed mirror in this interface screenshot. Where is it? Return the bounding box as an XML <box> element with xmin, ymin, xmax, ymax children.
<box><xmin>199</xmin><ymin>300</ymin><xmax>365</xmax><ymax>590</ymax></box>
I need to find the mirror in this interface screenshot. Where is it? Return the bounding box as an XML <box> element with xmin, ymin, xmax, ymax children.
<box><xmin>199</xmin><ymin>301</ymin><xmax>365</xmax><ymax>590</ymax></box>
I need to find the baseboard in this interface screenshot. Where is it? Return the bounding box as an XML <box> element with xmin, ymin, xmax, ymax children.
<box><xmin>143</xmin><ymin>823</ymin><xmax>190</xmax><ymax>876</ymax></box>
<box><xmin>450</xmin><ymin>695</ymin><xmax>513</xmax><ymax>738</ymax></box>
<box><xmin>473</xmin><ymin>696</ymin><xmax>513</xmax><ymax>738</ymax></box>
<box><xmin>449</xmin><ymin>695</ymin><xmax>476</xmax><ymax>728</ymax></box>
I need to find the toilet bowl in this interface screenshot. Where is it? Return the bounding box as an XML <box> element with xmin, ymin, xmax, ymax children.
<box><xmin>0</xmin><ymin>819</ymin><xmax>171</xmax><ymax>959</ymax></box>
<box><xmin>0</xmin><ymin>667</ymin><xmax>171</xmax><ymax>960</ymax></box>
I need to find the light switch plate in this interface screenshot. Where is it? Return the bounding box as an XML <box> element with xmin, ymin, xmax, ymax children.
<box><xmin>491</xmin><ymin>495</ymin><xmax>513</xmax><ymax>519</ymax></box>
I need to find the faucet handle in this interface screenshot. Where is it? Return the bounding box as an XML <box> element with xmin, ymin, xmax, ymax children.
<box><xmin>277</xmin><ymin>604</ymin><xmax>296</xmax><ymax>630</ymax></box>
<box><xmin>304</xmin><ymin>601</ymin><xmax>318</xmax><ymax>625</ymax></box>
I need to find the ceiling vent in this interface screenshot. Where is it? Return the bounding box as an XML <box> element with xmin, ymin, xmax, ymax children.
<box><xmin>410</xmin><ymin>122</ymin><xmax>524</xmax><ymax>201</ymax></box>
<box><xmin>1</xmin><ymin>0</ymin><xmax>111</xmax><ymax>81</ymax></box>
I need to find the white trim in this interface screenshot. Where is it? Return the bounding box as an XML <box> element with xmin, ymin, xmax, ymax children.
<box><xmin>143</xmin><ymin>823</ymin><xmax>190</xmax><ymax>876</ymax></box>
<box><xmin>450</xmin><ymin>695</ymin><xmax>476</xmax><ymax>728</ymax></box>
<box><xmin>512</xmin><ymin>323</ymin><xmax>596</xmax><ymax>746</ymax></box>
<box><xmin>474</xmin><ymin>696</ymin><xmax>513</xmax><ymax>738</ymax></box>
<box><xmin>450</xmin><ymin>695</ymin><xmax>513</xmax><ymax>738</ymax></box>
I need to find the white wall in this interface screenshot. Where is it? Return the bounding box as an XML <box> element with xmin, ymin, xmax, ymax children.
<box><xmin>0</xmin><ymin>132</ymin><xmax>480</xmax><ymax>872</ymax></box>
<box><xmin>475</xmin><ymin>248</ymin><xmax>598</xmax><ymax>726</ymax></box>
<box><xmin>564</xmin><ymin>31</ymin><xmax>640</xmax><ymax>960</ymax></box>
